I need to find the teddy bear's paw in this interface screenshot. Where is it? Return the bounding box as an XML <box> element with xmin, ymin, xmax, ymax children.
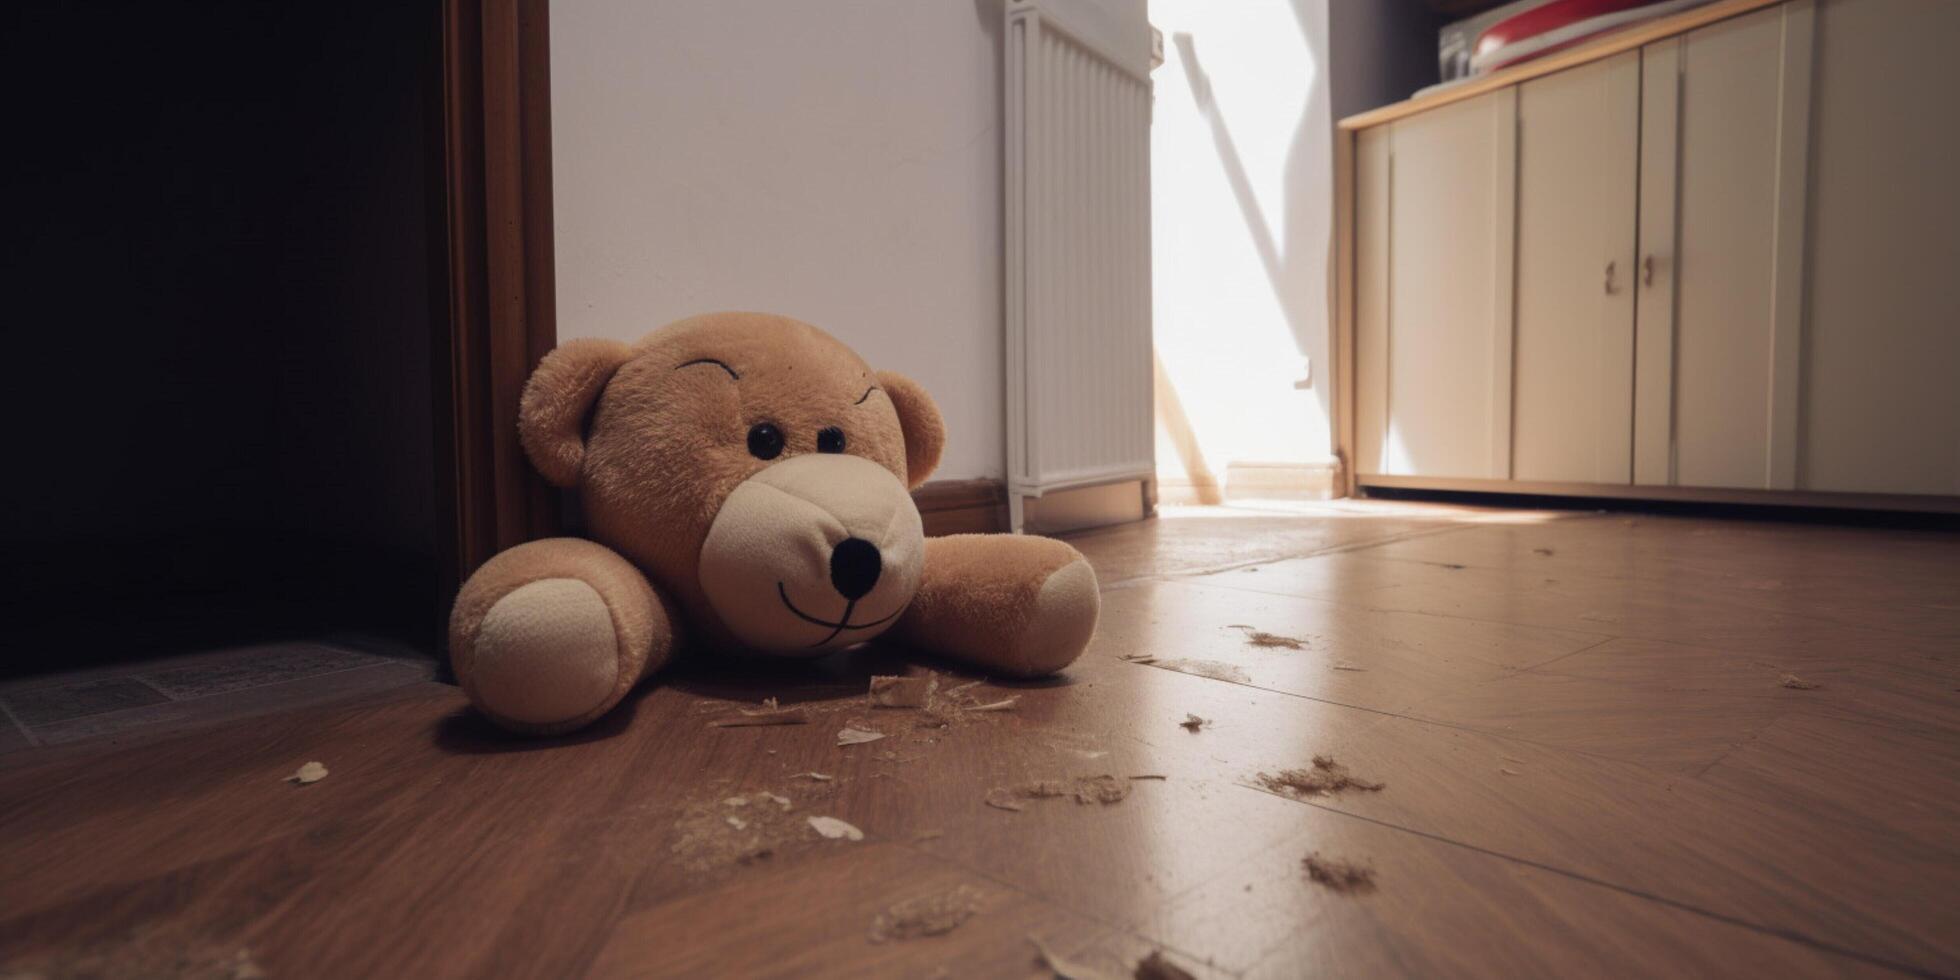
<box><xmin>468</xmin><ymin>577</ymin><xmax>623</xmax><ymax>729</ymax></box>
<box><xmin>1009</xmin><ymin>556</ymin><xmax>1101</xmax><ymax>676</ymax></box>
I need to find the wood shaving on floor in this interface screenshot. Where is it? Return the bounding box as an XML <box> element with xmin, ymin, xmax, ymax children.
<box><xmin>1255</xmin><ymin>755</ymin><xmax>1385</xmax><ymax>798</ymax></box>
<box><xmin>793</xmin><ymin>771</ymin><xmax>834</xmax><ymax>781</ymax></box>
<box><xmin>983</xmin><ymin>788</ymin><xmax>1026</xmax><ymax>812</ymax></box>
<box><xmin>1027</xmin><ymin>935</ymin><xmax>1123</xmax><ymax>980</ymax></box>
<box><xmin>866</xmin><ymin>884</ymin><xmax>984</xmax><ymax>943</ymax></box>
<box><xmin>288</xmin><ymin>761</ymin><xmax>328</xmax><ymax>785</ymax></box>
<box><xmin>1302</xmin><ymin>851</ymin><xmax>1377</xmax><ymax>894</ymax></box>
<box><xmin>870</xmin><ymin>674</ymin><xmax>935</xmax><ymax>708</ymax></box>
<box><xmin>1331</xmin><ymin>662</ymin><xmax>1367</xmax><ymax>672</ymax></box>
<box><xmin>708</xmin><ymin>700</ymin><xmax>810</xmax><ymax>727</ymax></box>
<box><xmin>1179</xmin><ymin>714</ymin><xmax>1207</xmax><ymax>732</ymax></box>
<box><xmin>807</xmin><ymin>815</ymin><xmax>864</xmax><ymax>841</ymax></box>
<box><xmin>965</xmin><ymin>697</ymin><xmax>1020</xmax><ymax>713</ymax></box>
<box><xmin>1129</xmin><ymin>774</ymin><xmax>1168</xmax><ymax>780</ymax></box>
<box><xmin>1134</xmin><ymin>950</ymin><xmax>1198</xmax><ymax>980</ymax></box>
<box><xmin>1120</xmin><ymin>654</ymin><xmax>1157</xmax><ymax>664</ymax></box>
<box><xmin>1154</xmin><ymin>659</ymin><xmax>1251</xmax><ymax>684</ymax></box>
<box><xmin>837</xmin><ymin>726</ymin><xmax>887</xmax><ymax>746</ymax></box>
<box><xmin>1780</xmin><ymin>673</ymin><xmax>1821</xmax><ymax>690</ymax></box>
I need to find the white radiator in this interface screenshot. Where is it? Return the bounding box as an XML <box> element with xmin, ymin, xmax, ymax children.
<box><xmin>1004</xmin><ymin>0</ymin><xmax>1156</xmax><ymax>530</ymax></box>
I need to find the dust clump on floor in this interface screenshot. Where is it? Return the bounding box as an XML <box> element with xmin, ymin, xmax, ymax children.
<box><xmin>870</xmin><ymin>674</ymin><xmax>934</xmax><ymax>708</ymax></box>
<box><xmin>1179</xmin><ymin>714</ymin><xmax>1207</xmax><ymax>732</ymax></box>
<box><xmin>1302</xmin><ymin>851</ymin><xmax>1377</xmax><ymax>893</ymax></box>
<box><xmin>1780</xmin><ymin>673</ymin><xmax>1821</xmax><ymax>690</ymax></box>
<box><xmin>1230</xmin><ymin>625</ymin><xmax>1307</xmax><ymax>650</ymax></box>
<box><xmin>866</xmin><ymin>884</ymin><xmax>985</xmax><ymax>943</ymax></box>
<box><xmin>1256</xmin><ymin>756</ymin><xmax>1385</xmax><ymax>798</ymax></box>
<box><xmin>1155</xmin><ymin>659</ymin><xmax>1251</xmax><ymax>684</ymax></box>
<box><xmin>288</xmin><ymin>761</ymin><xmax>328</xmax><ymax>785</ymax></box>
<box><xmin>988</xmin><ymin>775</ymin><xmax>1131</xmax><ymax>811</ymax></box>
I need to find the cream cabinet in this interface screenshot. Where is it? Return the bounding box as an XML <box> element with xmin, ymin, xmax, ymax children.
<box><xmin>1340</xmin><ymin>0</ymin><xmax>1960</xmax><ymax>509</ymax></box>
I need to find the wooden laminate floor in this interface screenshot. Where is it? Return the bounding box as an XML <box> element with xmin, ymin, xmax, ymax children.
<box><xmin>1</xmin><ymin>500</ymin><xmax>1955</xmax><ymax>979</ymax></box>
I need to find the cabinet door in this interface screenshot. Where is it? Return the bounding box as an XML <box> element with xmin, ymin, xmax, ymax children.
<box><xmin>1354</xmin><ymin>89</ymin><xmax>1517</xmax><ymax>479</ymax></box>
<box><xmin>1798</xmin><ymin>0</ymin><xmax>1960</xmax><ymax>496</ymax></box>
<box><xmin>1634</xmin><ymin>4</ymin><xmax>1813</xmax><ymax>489</ymax></box>
<box><xmin>1511</xmin><ymin>52</ymin><xmax>1639</xmax><ymax>484</ymax></box>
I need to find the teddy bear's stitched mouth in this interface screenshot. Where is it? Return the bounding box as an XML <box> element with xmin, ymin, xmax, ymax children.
<box><xmin>776</xmin><ymin>582</ymin><xmax>904</xmax><ymax>647</ymax></box>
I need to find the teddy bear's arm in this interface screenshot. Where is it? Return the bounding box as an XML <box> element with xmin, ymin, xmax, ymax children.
<box><xmin>449</xmin><ymin>537</ymin><xmax>680</xmax><ymax>734</ymax></box>
<box><xmin>889</xmin><ymin>534</ymin><xmax>1100</xmax><ymax>677</ymax></box>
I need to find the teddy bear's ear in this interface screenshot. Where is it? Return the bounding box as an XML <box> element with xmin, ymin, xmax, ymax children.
<box><xmin>518</xmin><ymin>338</ymin><xmax>632</xmax><ymax>488</ymax></box>
<box><xmin>875</xmin><ymin>370</ymin><xmax>944</xmax><ymax>489</ymax></box>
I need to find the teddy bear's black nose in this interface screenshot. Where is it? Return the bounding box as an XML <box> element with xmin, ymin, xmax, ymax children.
<box><xmin>828</xmin><ymin>537</ymin><xmax>882</xmax><ymax>600</ymax></box>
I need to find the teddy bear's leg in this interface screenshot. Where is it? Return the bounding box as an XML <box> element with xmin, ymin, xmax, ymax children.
<box><xmin>449</xmin><ymin>538</ymin><xmax>679</xmax><ymax>734</ymax></box>
<box><xmin>890</xmin><ymin>534</ymin><xmax>1100</xmax><ymax>677</ymax></box>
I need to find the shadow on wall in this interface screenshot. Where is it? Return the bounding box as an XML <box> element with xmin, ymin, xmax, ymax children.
<box><xmin>1152</xmin><ymin>0</ymin><xmax>1335</xmax><ymax>501</ymax></box>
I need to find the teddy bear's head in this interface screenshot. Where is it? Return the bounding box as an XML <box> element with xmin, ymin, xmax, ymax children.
<box><xmin>516</xmin><ymin>312</ymin><xmax>943</xmax><ymax>656</ymax></box>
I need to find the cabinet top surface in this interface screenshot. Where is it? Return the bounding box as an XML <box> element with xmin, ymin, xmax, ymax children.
<box><xmin>1338</xmin><ymin>0</ymin><xmax>1787</xmax><ymax>132</ymax></box>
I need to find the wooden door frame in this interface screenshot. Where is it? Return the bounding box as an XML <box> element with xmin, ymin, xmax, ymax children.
<box><xmin>433</xmin><ymin>0</ymin><xmax>559</xmax><ymax>600</ymax></box>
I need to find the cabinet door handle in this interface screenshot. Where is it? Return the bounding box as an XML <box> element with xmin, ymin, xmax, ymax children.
<box><xmin>1643</xmin><ymin>254</ymin><xmax>1656</xmax><ymax>287</ymax></box>
<box><xmin>1604</xmin><ymin>260</ymin><xmax>1618</xmax><ymax>295</ymax></box>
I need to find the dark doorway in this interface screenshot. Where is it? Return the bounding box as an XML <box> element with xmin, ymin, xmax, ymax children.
<box><xmin>2</xmin><ymin>1</ymin><xmax>554</xmax><ymax>681</ymax></box>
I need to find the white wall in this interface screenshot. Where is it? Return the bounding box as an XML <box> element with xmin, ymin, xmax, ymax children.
<box><xmin>1150</xmin><ymin>0</ymin><xmax>1336</xmax><ymax>497</ymax></box>
<box><xmin>550</xmin><ymin>0</ymin><xmax>1007</xmax><ymax>480</ymax></box>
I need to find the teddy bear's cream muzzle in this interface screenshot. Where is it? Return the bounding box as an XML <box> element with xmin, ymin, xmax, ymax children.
<box><xmin>697</xmin><ymin>453</ymin><xmax>925</xmax><ymax>655</ymax></box>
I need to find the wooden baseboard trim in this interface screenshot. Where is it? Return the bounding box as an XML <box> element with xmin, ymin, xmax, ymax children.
<box><xmin>1357</xmin><ymin>474</ymin><xmax>1960</xmax><ymax>514</ymax></box>
<box><xmin>913</xmin><ymin>479</ymin><xmax>1009</xmax><ymax>536</ymax></box>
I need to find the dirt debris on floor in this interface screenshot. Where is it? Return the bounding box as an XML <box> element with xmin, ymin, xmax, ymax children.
<box><xmin>1179</xmin><ymin>714</ymin><xmax>1207</xmax><ymax>732</ymax></box>
<box><xmin>674</xmin><ymin>790</ymin><xmax>814</xmax><ymax>870</ymax></box>
<box><xmin>1780</xmin><ymin>673</ymin><xmax>1821</xmax><ymax>690</ymax></box>
<box><xmin>0</xmin><ymin>935</ymin><xmax>265</xmax><ymax>980</ymax></box>
<box><xmin>986</xmin><ymin>775</ymin><xmax>1132</xmax><ymax>812</ymax></box>
<box><xmin>1302</xmin><ymin>851</ymin><xmax>1377</xmax><ymax>894</ymax></box>
<box><xmin>1120</xmin><ymin>654</ymin><xmax>1158</xmax><ymax>664</ymax></box>
<box><xmin>1154</xmin><ymin>659</ymin><xmax>1251</xmax><ymax>684</ymax></box>
<box><xmin>1532</xmin><ymin>547</ymin><xmax>1555</xmax><ymax>556</ymax></box>
<box><xmin>287</xmin><ymin>761</ymin><xmax>327</xmax><ymax>785</ymax></box>
<box><xmin>1331</xmin><ymin>662</ymin><xmax>1367</xmax><ymax>672</ymax></box>
<box><xmin>866</xmin><ymin>884</ymin><xmax>985</xmax><ymax>943</ymax></box>
<box><xmin>1230</xmin><ymin>625</ymin><xmax>1308</xmax><ymax>650</ymax></box>
<box><xmin>1256</xmin><ymin>755</ymin><xmax>1385</xmax><ymax>798</ymax></box>
<box><xmin>870</xmin><ymin>675</ymin><xmax>935</xmax><ymax>708</ymax></box>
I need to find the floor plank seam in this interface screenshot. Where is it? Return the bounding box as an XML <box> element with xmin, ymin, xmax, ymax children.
<box><xmin>1241</xmin><ymin>784</ymin><xmax>1943</xmax><ymax>979</ymax></box>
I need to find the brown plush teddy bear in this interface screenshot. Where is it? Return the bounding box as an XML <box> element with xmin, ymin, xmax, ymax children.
<box><xmin>448</xmin><ymin>312</ymin><xmax>1101</xmax><ymax>733</ymax></box>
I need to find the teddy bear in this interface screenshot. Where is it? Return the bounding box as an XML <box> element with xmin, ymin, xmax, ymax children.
<box><xmin>447</xmin><ymin>312</ymin><xmax>1102</xmax><ymax>733</ymax></box>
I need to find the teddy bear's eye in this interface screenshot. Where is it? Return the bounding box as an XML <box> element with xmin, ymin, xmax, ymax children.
<box><xmin>747</xmin><ymin>422</ymin><xmax>785</xmax><ymax>460</ymax></box>
<box><xmin>817</xmin><ymin>426</ymin><xmax>846</xmax><ymax>454</ymax></box>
